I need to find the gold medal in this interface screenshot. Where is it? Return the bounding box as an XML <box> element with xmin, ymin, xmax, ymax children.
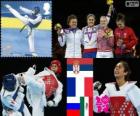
<box><xmin>107</xmin><ymin>0</ymin><xmax>113</xmax><ymax>5</ymax></box>
<box><xmin>105</xmin><ymin>28</ymin><xmax>113</xmax><ymax>38</ymax></box>
<box><xmin>54</xmin><ymin>23</ymin><xmax>62</xmax><ymax>31</ymax></box>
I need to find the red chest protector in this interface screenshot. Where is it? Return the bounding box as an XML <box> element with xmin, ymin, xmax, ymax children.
<box><xmin>110</xmin><ymin>96</ymin><xmax>137</xmax><ymax>116</ymax></box>
<box><xmin>42</xmin><ymin>74</ymin><xmax>58</xmax><ymax>98</ymax></box>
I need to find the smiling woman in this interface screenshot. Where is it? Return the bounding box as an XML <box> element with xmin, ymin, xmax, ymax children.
<box><xmin>56</xmin><ymin>14</ymin><xmax>83</xmax><ymax>58</ymax></box>
<box><xmin>94</xmin><ymin>59</ymin><xmax>140</xmax><ymax>116</ymax></box>
<box><xmin>114</xmin><ymin>61</ymin><xmax>131</xmax><ymax>82</ymax></box>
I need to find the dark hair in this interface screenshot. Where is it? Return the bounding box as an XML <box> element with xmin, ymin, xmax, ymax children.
<box><xmin>119</xmin><ymin>61</ymin><xmax>131</xmax><ymax>81</ymax></box>
<box><xmin>116</xmin><ymin>13</ymin><xmax>125</xmax><ymax>22</ymax></box>
<box><xmin>34</xmin><ymin>7</ymin><xmax>40</xmax><ymax>14</ymax></box>
<box><xmin>67</xmin><ymin>14</ymin><xmax>77</xmax><ymax>25</ymax></box>
<box><xmin>115</xmin><ymin>61</ymin><xmax>131</xmax><ymax>91</ymax></box>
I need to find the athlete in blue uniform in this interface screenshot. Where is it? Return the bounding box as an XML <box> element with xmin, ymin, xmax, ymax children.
<box><xmin>1</xmin><ymin>74</ymin><xmax>31</xmax><ymax>116</ymax></box>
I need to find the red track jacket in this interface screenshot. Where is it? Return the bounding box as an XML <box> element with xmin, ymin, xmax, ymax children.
<box><xmin>114</xmin><ymin>26</ymin><xmax>137</xmax><ymax>55</ymax></box>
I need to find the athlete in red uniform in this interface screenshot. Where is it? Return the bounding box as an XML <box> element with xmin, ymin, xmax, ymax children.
<box><xmin>114</xmin><ymin>13</ymin><xmax>137</xmax><ymax>58</ymax></box>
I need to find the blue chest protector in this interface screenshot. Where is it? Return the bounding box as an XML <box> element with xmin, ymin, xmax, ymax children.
<box><xmin>27</xmin><ymin>14</ymin><xmax>41</xmax><ymax>28</ymax></box>
<box><xmin>2</xmin><ymin>87</ymin><xmax>24</xmax><ymax>116</ymax></box>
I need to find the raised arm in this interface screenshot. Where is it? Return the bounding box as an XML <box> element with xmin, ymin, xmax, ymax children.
<box><xmin>19</xmin><ymin>6</ymin><xmax>34</xmax><ymax>15</ymax></box>
<box><xmin>106</xmin><ymin>5</ymin><xmax>113</xmax><ymax>23</ymax></box>
<box><xmin>93</xmin><ymin>82</ymin><xmax>110</xmax><ymax>113</ymax></box>
<box><xmin>58</xmin><ymin>31</ymin><xmax>66</xmax><ymax>47</ymax></box>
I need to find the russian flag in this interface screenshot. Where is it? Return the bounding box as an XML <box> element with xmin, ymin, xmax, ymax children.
<box><xmin>67</xmin><ymin>97</ymin><xmax>91</xmax><ymax>116</ymax></box>
<box><xmin>67</xmin><ymin>97</ymin><xmax>80</xmax><ymax>116</ymax></box>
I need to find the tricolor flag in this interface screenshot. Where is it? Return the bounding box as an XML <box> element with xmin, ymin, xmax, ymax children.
<box><xmin>67</xmin><ymin>97</ymin><xmax>90</xmax><ymax>116</ymax></box>
<box><xmin>67</xmin><ymin>58</ymin><xmax>93</xmax><ymax>116</ymax></box>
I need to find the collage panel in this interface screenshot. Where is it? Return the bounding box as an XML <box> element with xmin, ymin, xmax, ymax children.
<box><xmin>1</xmin><ymin>58</ymin><xmax>140</xmax><ymax>116</ymax></box>
<box><xmin>52</xmin><ymin>0</ymin><xmax>140</xmax><ymax>58</ymax></box>
<box><xmin>1</xmin><ymin>1</ymin><xmax>52</xmax><ymax>57</ymax></box>
<box><xmin>0</xmin><ymin>58</ymin><xmax>66</xmax><ymax>116</ymax></box>
<box><xmin>93</xmin><ymin>59</ymin><xmax>140</xmax><ymax>116</ymax></box>
<box><xmin>0</xmin><ymin>0</ymin><xmax>140</xmax><ymax>116</ymax></box>
<box><xmin>67</xmin><ymin>58</ymin><xmax>93</xmax><ymax>116</ymax></box>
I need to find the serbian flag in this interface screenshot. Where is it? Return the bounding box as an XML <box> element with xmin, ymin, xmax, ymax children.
<box><xmin>67</xmin><ymin>58</ymin><xmax>93</xmax><ymax>116</ymax></box>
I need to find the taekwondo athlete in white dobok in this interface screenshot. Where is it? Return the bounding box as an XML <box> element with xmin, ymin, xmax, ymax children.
<box><xmin>0</xmin><ymin>74</ymin><xmax>31</xmax><ymax>116</ymax></box>
<box><xmin>5</xmin><ymin>4</ymin><xmax>42</xmax><ymax>56</ymax></box>
<box><xmin>57</xmin><ymin>15</ymin><xmax>83</xmax><ymax>58</ymax></box>
<box><xmin>18</xmin><ymin>65</ymin><xmax>63</xmax><ymax>116</ymax></box>
<box><xmin>93</xmin><ymin>61</ymin><xmax>140</xmax><ymax>116</ymax></box>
